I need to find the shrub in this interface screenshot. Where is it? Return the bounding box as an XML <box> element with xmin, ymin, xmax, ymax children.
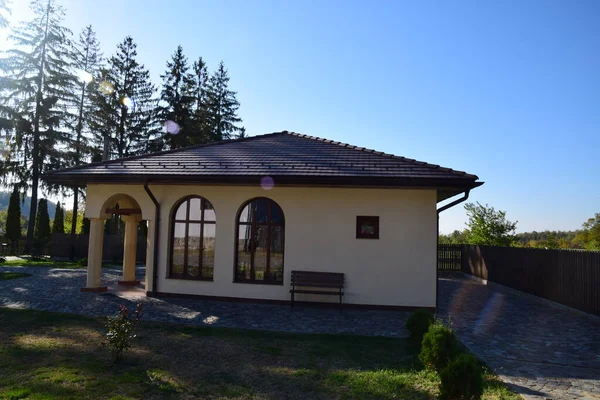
<box><xmin>105</xmin><ymin>303</ymin><xmax>144</xmax><ymax>361</ymax></box>
<box><xmin>406</xmin><ymin>309</ymin><xmax>434</xmax><ymax>343</ymax></box>
<box><xmin>77</xmin><ymin>258</ymin><xmax>88</xmax><ymax>267</ymax></box>
<box><xmin>439</xmin><ymin>353</ymin><xmax>484</xmax><ymax>400</ymax></box>
<box><xmin>0</xmin><ymin>257</ymin><xmax>5</xmax><ymax>263</ymax></box>
<box><xmin>419</xmin><ymin>320</ymin><xmax>458</xmax><ymax>371</ymax></box>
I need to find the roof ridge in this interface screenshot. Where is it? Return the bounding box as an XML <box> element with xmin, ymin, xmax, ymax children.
<box><xmin>284</xmin><ymin>131</ymin><xmax>477</xmax><ymax>180</ymax></box>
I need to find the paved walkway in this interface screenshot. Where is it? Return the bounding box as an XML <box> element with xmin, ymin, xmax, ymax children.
<box><xmin>0</xmin><ymin>266</ymin><xmax>409</xmax><ymax>337</ymax></box>
<box><xmin>439</xmin><ymin>272</ymin><xmax>600</xmax><ymax>400</ymax></box>
<box><xmin>1</xmin><ymin>267</ymin><xmax>599</xmax><ymax>399</ymax></box>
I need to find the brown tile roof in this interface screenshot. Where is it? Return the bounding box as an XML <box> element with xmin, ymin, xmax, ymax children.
<box><xmin>45</xmin><ymin>131</ymin><xmax>482</xmax><ymax>199</ymax></box>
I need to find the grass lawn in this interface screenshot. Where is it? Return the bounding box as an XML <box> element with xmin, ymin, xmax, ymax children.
<box><xmin>0</xmin><ymin>258</ymin><xmax>130</xmax><ymax>269</ymax></box>
<box><xmin>0</xmin><ymin>308</ymin><xmax>519</xmax><ymax>400</ymax></box>
<box><xmin>0</xmin><ymin>258</ymin><xmax>83</xmax><ymax>269</ymax></box>
<box><xmin>0</xmin><ymin>272</ymin><xmax>32</xmax><ymax>281</ymax></box>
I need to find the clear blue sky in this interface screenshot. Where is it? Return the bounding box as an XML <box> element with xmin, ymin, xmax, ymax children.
<box><xmin>3</xmin><ymin>0</ymin><xmax>599</xmax><ymax>233</ymax></box>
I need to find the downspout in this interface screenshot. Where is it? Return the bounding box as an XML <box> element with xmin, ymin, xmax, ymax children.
<box><xmin>144</xmin><ymin>182</ymin><xmax>160</xmax><ymax>294</ymax></box>
<box><xmin>435</xmin><ymin>190</ymin><xmax>470</xmax><ymax>313</ymax></box>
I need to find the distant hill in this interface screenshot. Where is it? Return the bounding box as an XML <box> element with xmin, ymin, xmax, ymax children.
<box><xmin>0</xmin><ymin>192</ymin><xmax>57</xmax><ymax>219</ymax></box>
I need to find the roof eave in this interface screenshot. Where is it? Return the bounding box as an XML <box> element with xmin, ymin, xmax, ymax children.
<box><xmin>43</xmin><ymin>172</ymin><xmax>482</xmax><ymax>192</ymax></box>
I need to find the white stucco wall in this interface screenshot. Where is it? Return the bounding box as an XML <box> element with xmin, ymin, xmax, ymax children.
<box><xmin>86</xmin><ymin>184</ymin><xmax>437</xmax><ymax>307</ymax></box>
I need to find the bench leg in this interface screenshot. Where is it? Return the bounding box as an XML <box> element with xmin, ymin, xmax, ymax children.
<box><xmin>339</xmin><ymin>291</ymin><xmax>343</xmax><ymax>312</ymax></box>
<box><xmin>290</xmin><ymin>291</ymin><xmax>294</xmax><ymax>310</ymax></box>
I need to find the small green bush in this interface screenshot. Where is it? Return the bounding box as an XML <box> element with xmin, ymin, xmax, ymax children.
<box><xmin>77</xmin><ymin>258</ymin><xmax>88</xmax><ymax>267</ymax></box>
<box><xmin>439</xmin><ymin>353</ymin><xmax>484</xmax><ymax>400</ymax></box>
<box><xmin>105</xmin><ymin>303</ymin><xmax>144</xmax><ymax>361</ymax></box>
<box><xmin>419</xmin><ymin>320</ymin><xmax>458</xmax><ymax>371</ymax></box>
<box><xmin>406</xmin><ymin>309</ymin><xmax>434</xmax><ymax>343</ymax></box>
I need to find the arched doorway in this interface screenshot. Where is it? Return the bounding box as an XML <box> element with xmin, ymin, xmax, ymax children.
<box><xmin>81</xmin><ymin>193</ymin><xmax>147</xmax><ymax>292</ymax></box>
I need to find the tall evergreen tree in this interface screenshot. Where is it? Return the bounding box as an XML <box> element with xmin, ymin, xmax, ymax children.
<box><xmin>6</xmin><ymin>185</ymin><xmax>22</xmax><ymax>251</ymax></box>
<box><xmin>68</xmin><ymin>25</ymin><xmax>102</xmax><ymax>242</ymax></box>
<box><xmin>52</xmin><ymin>200</ymin><xmax>64</xmax><ymax>233</ymax></box>
<box><xmin>0</xmin><ymin>0</ymin><xmax>75</xmax><ymax>253</ymax></box>
<box><xmin>205</xmin><ymin>61</ymin><xmax>243</xmax><ymax>141</ymax></box>
<box><xmin>0</xmin><ymin>0</ymin><xmax>9</xmax><ymax>29</ymax></box>
<box><xmin>34</xmin><ymin>198</ymin><xmax>51</xmax><ymax>254</ymax></box>
<box><xmin>90</xmin><ymin>36</ymin><xmax>159</xmax><ymax>159</ymax></box>
<box><xmin>188</xmin><ymin>56</ymin><xmax>211</xmax><ymax>145</ymax></box>
<box><xmin>158</xmin><ymin>45</ymin><xmax>196</xmax><ymax>149</ymax></box>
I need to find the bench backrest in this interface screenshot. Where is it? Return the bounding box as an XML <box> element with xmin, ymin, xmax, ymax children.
<box><xmin>291</xmin><ymin>270</ymin><xmax>344</xmax><ymax>289</ymax></box>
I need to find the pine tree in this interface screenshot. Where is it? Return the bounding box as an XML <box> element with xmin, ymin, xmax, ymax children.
<box><xmin>205</xmin><ymin>61</ymin><xmax>243</xmax><ymax>141</ymax></box>
<box><xmin>68</xmin><ymin>25</ymin><xmax>102</xmax><ymax>237</ymax></box>
<box><xmin>158</xmin><ymin>45</ymin><xmax>197</xmax><ymax>149</ymax></box>
<box><xmin>34</xmin><ymin>198</ymin><xmax>51</xmax><ymax>254</ymax></box>
<box><xmin>52</xmin><ymin>201</ymin><xmax>64</xmax><ymax>233</ymax></box>
<box><xmin>188</xmin><ymin>56</ymin><xmax>212</xmax><ymax>145</ymax></box>
<box><xmin>0</xmin><ymin>0</ymin><xmax>9</xmax><ymax>29</ymax></box>
<box><xmin>0</xmin><ymin>0</ymin><xmax>75</xmax><ymax>253</ymax></box>
<box><xmin>90</xmin><ymin>36</ymin><xmax>159</xmax><ymax>159</ymax></box>
<box><xmin>6</xmin><ymin>185</ymin><xmax>22</xmax><ymax>251</ymax></box>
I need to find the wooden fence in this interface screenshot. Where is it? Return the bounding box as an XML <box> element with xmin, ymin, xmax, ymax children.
<box><xmin>50</xmin><ymin>233</ymin><xmax>147</xmax><ymax>262</ymax></box>
<box><xmin>440</xmin><ymin>244</ymin><xmax>600</xmax><ymax>316</ymax></box>
<box><xmin>437</xmin><ymin>244</ymin><xmax>463</xmax><ymax>271</ymax></box>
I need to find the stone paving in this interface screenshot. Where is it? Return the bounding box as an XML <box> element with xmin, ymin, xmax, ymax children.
<box><xmin>1</xmin><ymin>266</ymin><xmax>600</xmax><ymax>399</ymax></box>
<box><xmin>439</xmin><ymin>272</ymin><xmax>600</xmax><ymax>400</ymax></box>
<box><xmin>0</xmin><ymin>266</ymin><xmax>409</xmax><ymax>337</ymax></box>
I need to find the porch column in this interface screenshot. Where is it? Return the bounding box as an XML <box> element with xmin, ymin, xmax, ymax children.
<box><xmin>145</xmin><ymin>219</ymin><xmax>155</xmax><ymax>294</ymax></box>
<box><xmin>119</xmin><ymin>215</ymin><xmax>141</xmax><ymax>285</ymax></box>
<box><xmin>81</xmin><ymin>218</ymin><xmax>107</xmax><ymax>292</ymax></box>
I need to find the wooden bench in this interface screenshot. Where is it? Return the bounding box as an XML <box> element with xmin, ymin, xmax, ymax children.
<box><xmin>290</xmin><ymin>270</ymin><xmax>344</xmax><ymax>309</ymax></box>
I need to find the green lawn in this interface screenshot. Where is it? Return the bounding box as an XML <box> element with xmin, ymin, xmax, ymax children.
<box><xmin>0</xmin><ymin>308</ymin><xmax>519</xmax><ymax>400</ymax></box>
<box><xmin>0</xmin><ymin>272</ymin><xmax>32</xmax><ymax>281</ymax></box>
<box><xmin>0</xmin><ymin>258</ymin><xmax>84</xmax><ymax>269</ymax></box>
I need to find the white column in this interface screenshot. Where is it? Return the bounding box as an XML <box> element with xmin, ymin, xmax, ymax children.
<box><xmin>120</xmin><ymin>215</ymin><xmax>141</xmax><ymax>284</ymax></box>
<box><xmin>145</xmin><ymin>219</ymin><xmax>155</xmax><ymax>293</ymax></box>
<box><xmin>82</xmin><ymin>218</ymin><xmax>106</xmax><ymax>292</ymax></box>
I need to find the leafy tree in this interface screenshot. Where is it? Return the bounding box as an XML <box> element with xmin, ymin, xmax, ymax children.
<box><xmin>158</xmin><ymin>45</ymin><xmax>197</xmax><ymax>149</ymax></box>
<box><xmin>464</xmin><ymin>202</ymin><xmax>517</xmax><ymax>247</ymax></box>
<box><xmin>0</xmin><ymin>0</ymin><xmax>75</xmax><ymax>253</ymax></box>
<box><xmin>34</xmin><ymin>198</ymin><xmax>51</xmax><ymax>254</ymax></box>
<box><xmin>439</xmin><ymin>229</ymin><xmax>470</xmax><ymax>245</ymax></box>
<box><xmin>205</xmin><ymin>61</ymin><xmax>243</xmax><ymax>141</ymax></box>
<box><xmin>52</xmin><ymin>200</ymin><xmax>64</xmax><ymax>233</ymax></box>
<box><xmin>68</xmin><ymin>25</ymin><xmax>103</xmax><ymax>237</ymax></box>
<box><xmin>90</xmin><ymin>36</ymin><xmax>159</xmax><ymax>159</ymax></box>
<box><xmin>64</xmin><ymin>208</ymin><xmax>84</xmax><ymax>234</ymax></box>
<box><xmin>6</xmin><ymin>185</ymin><xmax>22</xmax><ymax>249</ymax></box>
<box><xmin>574</xmin><ymin>213</ymin><xmax>600</xmax><ymax>250</ymax></box>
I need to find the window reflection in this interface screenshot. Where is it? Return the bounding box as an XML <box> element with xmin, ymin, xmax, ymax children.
<box><xmin>235</xmin><ymin>198</ymin><xmax>284</xmax><ymax>284</ymax></box>
<box><xmin>170</xmin><ymin>197</ymin><xmax>216</xmax><ymax>280</ymax></box>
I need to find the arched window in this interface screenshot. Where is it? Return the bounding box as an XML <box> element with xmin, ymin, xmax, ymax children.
<box><xmin>235</xmin><ymin>198</ymin><xmax>285</xmax><ymax>284</ymax></box>
<box><xmin>170</xmin><ymin>196</ymin><xmax>216</xmax><ymax>280</ymax></box>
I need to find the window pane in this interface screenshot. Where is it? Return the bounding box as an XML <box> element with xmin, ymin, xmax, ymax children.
<box><xmin>255</xmin><ymin>199</ymin><xmax>269</xmax><ymax>223</ymax></box>
<box><xmin>189</xmin><ymin>198</ymin><xmax>201</xmax><ymax>221</ymax></box>
<box><xmin>175</xmin><ymin>201</ymin><xmax>187</xmax><ymax>220</ymax></box>
<box><xmin>239</xmin><ymin>204</ymin><xmax>251</xmax><ymax>223</ymax></box>
<box><xmin>237</xmin><ymin>225</ymin><xmax>252</xmax><ymax>280</ymax></box>
<box><xmin>172</xmin><ymin>222</ymin><xmax>186</xmax><ymax>275</ymax></box>
<box><xmin>202</xmin><ymin>223</ymin><xmax>215</xmax><ymax>279</ymax></box>
<box><xmin>271</xmin><ymin>203</ymin><xmax>284</xmax><ymax>224</ymax></box>
<box><xmin>269</xmin><ymin>226</ymin><xmax>284</xmax><ymax>282</ymax></box>
<box><xmin>187</xmin><ymin>223</ymin><xmax>201</xmax><ymax>277</ymax></box>
<box><xmin>203</xmin><ymin>200</ymin><xmax>216</xmax><ymax>222</ymax></box>
<box><xmin>253</xmin><ymin>226</ymin><xmax>268</xmax><ymax>280</ymax></box>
